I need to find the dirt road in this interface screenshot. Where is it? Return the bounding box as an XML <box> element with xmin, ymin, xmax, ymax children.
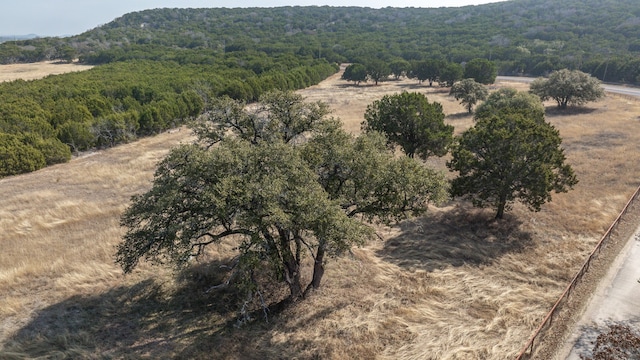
<box><xmin>556</xmin><ymin>224</ymin><xmax>640</xmax><ymax>359</ymax></box>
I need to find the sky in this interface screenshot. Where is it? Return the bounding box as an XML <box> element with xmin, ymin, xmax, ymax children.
<box><xmin>0</xmin><ymin>0</ymin><xmax>508</xmax><ymax>37</ymax></box>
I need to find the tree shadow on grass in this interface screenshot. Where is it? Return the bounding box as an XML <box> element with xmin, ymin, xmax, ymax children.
<box><xmin>545</xmin><ymin>106</ymin><xmax>598</xmax><ymax>116</ymax></box>
<box><xmin>446</xmin><ymin>111</ymin><xmax>474</xmax><ymax>120</ymax></box>
<box><xmin>0</xmin><ymin>258</ymin><xmax>284</xmax><ymax>358</ymax></box>
<box><xmin>1</xmin><ymin>257</ymin><xmax>345</xmax><ymax>359</ymax></box>
<box><xmin>335</xmin><ymin>83</ymin><xmax>376</xmax><ymax>89</ymax></box>
<box><xmin>395</xmin><ymin>83</ymin><xmax>451</xmax><ymax>93</ymax></box>
<box><xmin>377</xmin><ymin>206</ymin><xmax>533</xmax><ymax>272</ymax></box>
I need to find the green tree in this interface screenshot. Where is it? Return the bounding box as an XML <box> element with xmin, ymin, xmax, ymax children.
<box><xmin>389</xmin><ymin>59</ymin><xmax>411</xmax><ymax>80</ymax></box>
<box><xmin>463</xmin><ymin>58</ymin><xmax>497</xmax><ymax>84</ymax></box>
<box><xmin>0</xmin><ymin>133</ymin><xmax>46</xmax><ymax>178</ymax></box>
<box><xmin>22</xmin><ymin>134</ymin><xmax>71</xmax><ymax>165</ymax></box>
<box><xmin>362</xmin><ymin>92</ymin><xmax>454</xmax><ymax>159</ymax></box>
<box><xmin>474</xmin><ymin>88</ymin><xmax>545</xmax><ymax>122</ymax></box>
<box><xmin>449</xmin><ymin>78</ymin><xmax>489</xmax><ymax>113</ymax></box>
<box><xmin>58</xmin><ymin>45</ymin><xmax>76</xmax><ymax>63</ymax></box>
<box><xmin>447</xmin><ymin>112</ymin><xmax>577</xmax><ymax>219</ymax></box>
<box><xmin>411</xmin><ymin>59</ymin><xmax>445</xmax><ymax>86</ymax></box>
<box><xmin>366</xmin><ymin>60</ymin><xmax>391</xmax><ymax>85</ymax></box>
<box><xmin>529</xmin><ymin>69</ymin><xmax>605</xmax><ymax>109</ymax></box>
<box><xmin>439</xmin><ymin>63</ymin><xmax>463</xmax><ymax>87</ymax></box>
<box><xmin>58</xmin><ymin>121</ymin><xmax>96</xmax><ymax>152</ymax></box>
<box><xmin>341</xmin><ymin>63</ymin><xmax>367</xmax><ymax>85</ymax></box>
<box><xmin>191</xmin><ymin>91</ymin><xmax>330</xmax><ymax>146</ymax></box>
<box><xmin>117</xmin><ymin>91</ymin><xmax>447</xmax><ymax>306</ymax></box>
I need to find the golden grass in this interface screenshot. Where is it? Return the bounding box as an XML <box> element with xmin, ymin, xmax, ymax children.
<box><xmin>0</xmin><ymin>61</ymin><xmax>93</xmax><ymax>83</ymax></box>
<box><xmin>1</xmin><ymin>70</ymin><xmax>640</xmax><ymax>359</ymax></box>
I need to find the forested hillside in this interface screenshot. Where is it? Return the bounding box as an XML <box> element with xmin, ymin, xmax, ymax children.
<box><xmin>1</xmin><ymin>0</ymin><xmax>639</xmax><ymax>81</ymax></box>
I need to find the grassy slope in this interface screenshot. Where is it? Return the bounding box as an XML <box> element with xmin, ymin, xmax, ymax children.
<box><xmin>1</xmin><ymin>71</ymin><xmax>640</xmax><ymax>359</ymax></box>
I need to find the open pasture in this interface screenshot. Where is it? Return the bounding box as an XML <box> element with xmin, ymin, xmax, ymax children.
<box><xmin>1</xmin><ymin>67</ymin><xmax>640</xmax><ymax>359</ymax></box>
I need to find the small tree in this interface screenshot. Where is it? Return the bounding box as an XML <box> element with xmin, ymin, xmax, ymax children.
<box><xmin>449</xmin><ymin>78</ymin><xmax>488</xmax><ymax>113</ymax></box>
<box><xmin>117</xmin><ymin>90</ymin><xmax>448</xmax><ymax>309</ymax></box>
<box><xmin>411</xmin><ymin>59</ymin><xmax>445</xmax><ymax>86</ymax></box>
<box><xmin>439</xmin><ymin>62</ymin><xmax>464</xmax><ymax>87</ymax></box>
<box><xmin>58</xmin><ymin>45</ymin><xmax>76</xmax><ymax>63</ymax></box>
<box><xmin>363</xmin><ymin>92</ymin><xmax>454</xmax><ymax>159</ymax></box>
<box><xmin>389</xmin><ymin>59</ymin><xmax>411</xmax><ymax>80</ymax></box>
<box><xmin>366</xmin><ymin>59</ymin><xmax>391</xmax><ymax>85</ymax></box>
<box><xmin>463</xmin><ymin>58</ymin><xmax>497</xmax><ymax>84</ymax></box>
<box><xmin>447</xmin><ymin>111</ymin><xmax>577</xmax><ymax>219</ymax></box>
<box><xmin>529</xmin><ymin>69</ymin><xmax>604</xmax><ymax>109</ymax></box>
<box><xmin>341</xmin><ymin>63</ymin><xmax>367</xmax><ymax>85</ymax></box>
<box><xmin>0</xmin><ymin>133</ymin><xmax>46</xmax><ymax>178</ymax></box>
<box><xmin>474</xmin><ymin>88</ymin><xmax>545</xmax><ymax>122</ymax></box>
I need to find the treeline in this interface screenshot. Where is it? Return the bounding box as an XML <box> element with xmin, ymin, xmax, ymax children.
<box><xmin>1</xmin><ymin>0</ymin><xmax>639</xmax><ymax>83</ymax></box>
<box><xmin>0</xmin><ymin>58</ymin><xmax>337</xmax><ymax>177</ymax></box>
<box><xmin>342</xmin><ymin>58</ymin><xmax>497</xmax><ymax>87</ymax></box>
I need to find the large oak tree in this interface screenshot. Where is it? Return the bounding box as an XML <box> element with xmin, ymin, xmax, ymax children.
<box><xmin>117</xmin><ymin>91</ymin><xmax>448</xmax><ymax>308</ymax></box>
<box><xmin>529</xmin><ymin>69</ymin><xmax>604</xmax><ymax>109</ymax></box>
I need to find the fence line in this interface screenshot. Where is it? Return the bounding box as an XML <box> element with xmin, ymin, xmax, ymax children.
<box><xmin>515</xmin><ymin>184</ymin><xmax>640</xmax><ymax>359</ymax></box>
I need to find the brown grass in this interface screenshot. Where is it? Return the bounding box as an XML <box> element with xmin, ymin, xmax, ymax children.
<box><xmin>0</xmin><ymin>61</ymin><xmax>93</xmax><ymax>83</ymax></box>
<box><xmin>1</xmin><ymin>67</ymin><xmax>640</xmax><ymax>359</ymax></box>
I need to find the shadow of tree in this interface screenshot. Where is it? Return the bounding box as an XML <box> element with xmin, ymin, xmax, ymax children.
<box><xmin>0</xmin><ymin>258</ymin><xmax>270</xmax><ymax>358</ymax></box>
<box><xmin>545</xmin><ymin>106</ymin><xmax>598</xmax><ymax>116</ymax></box>
<box><xmin>446</xmin><ymin>111</ymin><xmax>474</xmax><ymax>120</ymax></box>
<box><xmin>394</xmin><ymin>83</ymin><xmax>451</xmax><ymax>93</ymax></box>
<box><xmin>1</xmin><ymin>257</ymin><xmax>344</xmax><ymax>359</ymax></box>
<box><xmin>377</xmin><ymin>207</ymin><xmax>533</xmax><ymax>272</ymax></box>
<box><xmin>335</xmin><ymin>83</ymin><xmax>378</xmax><ymax>89</ymax></box>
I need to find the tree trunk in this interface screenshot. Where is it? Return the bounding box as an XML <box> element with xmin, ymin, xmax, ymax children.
<box><xmin>287</xmin><ymin>272</ymin><xmax>303</xmax><ymax>300</ymax></box>
<box><xmin>277</xmin><ymin>230</ymin><xmax>303</xmax><ymax>300</ymax></box>
<box><xmin>283</xmin><ymin>255</ymin><xmax>302</xmax><ymax>299</ymax></box>
<box><xmin>310</xmin><ymin>246</ymin><xmax>326</xmax><ymax>290</ymax></box>
<box><xmin>495</xmin><ymin>194</ymin><xmax>507</xmax><ymax>219</ymax></box>
<box><xmin>560</xmin><ymin>98</ymin><xmax>568</xmax><ymax>109</ymax></box>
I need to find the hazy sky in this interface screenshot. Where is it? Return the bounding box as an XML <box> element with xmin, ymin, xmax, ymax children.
<box><xmin>0</xmin><ymin>0</ymin><xmax>507</xmax><ymax>37</ymax></box>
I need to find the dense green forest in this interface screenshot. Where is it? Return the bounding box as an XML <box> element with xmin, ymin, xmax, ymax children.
<box><xmin>0</xmin><ymin>58</ymin><xmax>337</xmax><ymax>176</ymax></box>
<box><xmin>1</xmin><ymin>0</ymin><xmax>639</xmax><ymax>177</ymax></box>
<box><xmin>1</xmin><ymin>0</ymin><xmax>639</xmax><ymax>81</ymax></box>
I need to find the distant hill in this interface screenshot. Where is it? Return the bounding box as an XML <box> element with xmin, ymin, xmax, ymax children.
<box><xmin>0</xmin><ymin>0</ymin><xmax>638</xmax><ymax>82</ymax></box>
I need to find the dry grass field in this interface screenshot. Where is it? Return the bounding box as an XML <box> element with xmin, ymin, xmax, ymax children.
<box><xmin>1</xmin><ymin>66</ymin><xmax>640</xmax><ymax>359</ymax></box>
<box><xmin>0</xmin><ymin>61</ymin><xmax>93</xmax><ymax>83</ymax></box>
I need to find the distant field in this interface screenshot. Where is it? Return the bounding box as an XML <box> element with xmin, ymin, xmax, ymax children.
<box><xmin>1</xmin><ymin>65</ymin><xmax>640</xmax><ymax>359</ymax></box>
<box><xmin>0</xmin><ymin>61</ymin><xmax>92</xmax><ymax>82</ymax></box>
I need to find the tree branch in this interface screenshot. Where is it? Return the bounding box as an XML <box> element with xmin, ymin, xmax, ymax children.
<box><xmin>189</xmin><ymin>229</ymin><xmax>255</xmax><ymax>257</ymax></box>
